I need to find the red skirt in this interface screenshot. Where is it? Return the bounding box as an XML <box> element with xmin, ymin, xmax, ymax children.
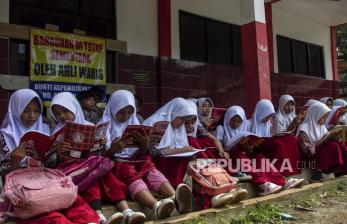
<box><xmin>260</xmin><ymin>134</ymin><xmax>301</xmax><ymax>176</ymax></box>
<box><xmin>81</xmin><ymin>165</ymin><xmax>128</xmax><ymax>204</ymax></box>
<box><xmin>114</xmin><ymin>154</ymin><xmax>156</xmax><ymax>186</ymax></box>
<box><xmin>154</xmin><ymin>156</ymin><xmax>191</xmax><ymax>188</ymax></box>
<box><xmin>14</xmin><ymin>195</ymin><xmax>99</xmax><ymax>224</ymax></box>
<box><xmin>316</xmin><ymin>141</ymin><xmax>347</xmax><ymax>174</ymax></box>
<box><xmin>229</xmin><ymin>148</ymin><xmax>286</xmax><ymax>186</ymax></box>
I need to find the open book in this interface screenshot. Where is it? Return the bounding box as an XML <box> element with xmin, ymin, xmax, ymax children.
<box><xmin>328</xmin><ymin>107</ymin><xmax>346</xmax><ymax>125</ymax></box>
<box><xmin>20</xmin><ymin>121</ymin><xmax>109</xmax><ymax>161</ymax></box>
<box><xmin>224</xmin><ymin>131</ymin><xmax>268</xmax><ymax>152</ymax></box>
<box><xmin>165</xmin><ymin>147</ymin><xmax>209</xmax><ymax>158</ymax></box>
<box><xmin>206</xmin><ymin>107</ymin><xmax>227</xmax><ymax>131</ymax></box>
<box><xmin>114</xmin><ymin>122</ymin><xmax>169</xmax><ymax>158</ymax></box>
<box><xmin>316</xmin><ymin>125</ymin><xmax>347</xmax><ymax>146</ymax></box>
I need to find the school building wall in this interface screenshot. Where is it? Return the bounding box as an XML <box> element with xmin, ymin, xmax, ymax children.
<box><xmin>0</xmin><ymin>0</ymin><xmax>342</xmax><ymax>121</ymax></box>
<box><xmin>117</xmin><ymin>0</ymin><xmax>158</xmax><ymax>57</ymax></box>
<box><xmin>272</xmin><ymin>6</ymin><xmax>333</xmax><ymax>80</ymax></box>
<box><xmin>269</xmin><ymin>2</ymin><xmax>339</xmax><ymax>111</ymax></box>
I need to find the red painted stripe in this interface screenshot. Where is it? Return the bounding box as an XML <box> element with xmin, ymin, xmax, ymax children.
<box><xmin>158</xmin><ymin>0</ymin><xmax>171</xmax><ymax>57</ymax></box>
<box><xmin>265</xmin><ymin>2</ymin><xmax>274</xmax><ymax>73</ymax></box>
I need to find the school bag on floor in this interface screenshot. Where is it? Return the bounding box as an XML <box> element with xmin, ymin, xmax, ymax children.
<box><xmin>187</xmin><ymin>159</ymin><xmax>238</xmax><ymax>196</ymax></box>
<box><xmin>57</xmin><ymin>156</ymin><xmax>115</xmax><ymax>192</ymax></box>
<box><xmin>0</xmin><ymin>167</ymin><xmax>77</xmax><ymax>221</ymax></box>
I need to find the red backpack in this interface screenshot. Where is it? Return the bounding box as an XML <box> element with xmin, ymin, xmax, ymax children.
<box><xmin>187</xmin><ymin>159</ymin><xmax>238</xmax><ymax>196</ymax></box>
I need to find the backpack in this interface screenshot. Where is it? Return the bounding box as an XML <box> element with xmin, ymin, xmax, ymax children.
<box><xmin>0</xmin><ymin>167</ymin><xmax>77</xmax><ymax>220</ymax></box>
<box><xmin>57</xmin><ymin>156</ymin><xmax>114</xmax><ymax>192</ymax></box>
<box><xmin>187</xmin><ymin>159</ymin><xmax>238</xmax><ymax>196</ymax></box>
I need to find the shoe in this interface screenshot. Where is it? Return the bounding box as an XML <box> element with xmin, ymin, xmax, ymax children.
<box><xmin>98</xmin><ymin>211</ymin><xmax>124</xmax><ymax>224</ymax></box>
<box><xmin>123</xmin><ymin>209</ymin><xmax>146</xmax><ymax>224</ymax></box>
<box><xmin>234</xmin><ymin>172</ymin><xmax>252</xmax><ymax>182</ymax></box>
<box><xmin>322</xmin><ymin>173</ymin><xmax>335</xmax><ymax>180</ymax></box>
<box><xmin>310</xmin><ymin>171</ymin><xmax>322</xmax><ymax>183</ymax></box>
<box><xmin>258</xmin><ymin>182</ymin><xmax>282</xmax><ymax>196</ymax></box>
<box><xmin>287</xmin><ymin>178</ymin><xmax>305</xmax><ymax>189</ymax></box>
<box><xmin>175</xmin><ymin>183</ymin><xmax>192</xmax><ymax>214</ymax></box>
<box><xmin>153</xmin><ymin>198</ymin><xmax>175</xmax><ymax>220</ymax></box>
<box><xmin>211</xmin><ymin>191</ymin><xmax>237</xmax><ymax>208</ymax></box>
<box><xmin>229</xmin><ymin>188</ymin><xmax>248</xmax><ymax>202</ymax></box>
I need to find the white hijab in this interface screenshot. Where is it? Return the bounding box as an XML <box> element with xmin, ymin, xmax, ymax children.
<box><xmin>334</xmin><ymin>99</ymin><xmax>347</xmax><ymax>107</ymax></box>
<box><xmin>98</xmin><ymin>90</ymin><xmax>139</xmax><ymax>149</ymax></box>
<box><xmin>186</xmin><ymin>99</ymin><xmax>199</xmax><ymax>137</ymax></box>
<box><xmin>296</xmin><ymin>102</ymin><xmax>331</xmax><ymax>144</ymax></box>
<box><xmin>250</xmin><ymin>99</ymin><xmax>275</xmax><ymax>137</ymax></box>
<box><xmin>50</xmin><ymin>92</ymin><xmax>93</xmax><ymax>133</ymax></box>
<box><xmin>0</xmin><ymin>89</ymin><xmax>49</xmax><ymax>151</ymax></box>
<box><xmin>275</xmin><ymin>95</ymin><xmax>296</xmax><ymax>133</ymax></box>
<box><xmin>143</xmin><ymin>98</ymin><xmax>196</xmax><ymax>149</ymax></box>
<box><xmin>320</xmin><ymin>97</ymin><xmax>333</xmax><ymax>105</ymax></box>
<box><xmin>197</xmin><ymin>97</ymin><xmax>214</xmax><ymax>122</ymax></box>
<box><xmin>305</xmin><ymin>99</ymin><xmax>320</xmax><ymax>106</ymax></box>
<box><xmin>222</xmin><ymin>106</ymin><xmax>248</xmax><ymax>148</ymax></box>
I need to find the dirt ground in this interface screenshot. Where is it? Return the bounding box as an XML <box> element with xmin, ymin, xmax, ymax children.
<box><xmin>286</xmin><ymin>191</ymin><xmax>347</xmax><ymax>224</ymax></box>
<box><xmin>288</xmin><ymin>197</ymin><xmax>347</xmax><ymax>224</ymax></box>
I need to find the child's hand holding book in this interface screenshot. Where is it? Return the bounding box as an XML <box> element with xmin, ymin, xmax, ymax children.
<box><xmin>132</xmin><ymin>131</ymin><xmax>150</xmax><ymax>154</ymax></box>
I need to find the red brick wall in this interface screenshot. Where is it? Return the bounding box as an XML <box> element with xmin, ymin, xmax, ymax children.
<box><xmin>116</xmin><ymin>53</ymin><xmax>159</xmax><ymax>118</ymax></box>
<box><xmin>271</xmin><ymin>72</ymin><xmax>340</xmax><ymax>111</ymax></box>
<box><xmin>159</xmin><ymin>57</ymin><xmax>245</xmax><ymax>108</ymax></box>
<box><xmin>116</xmin><ymin>53</ymin><xmax>246</xmax><ymax>119</ymax></box>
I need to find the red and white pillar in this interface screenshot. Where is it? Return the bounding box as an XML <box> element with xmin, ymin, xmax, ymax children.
<box><xmin>241</xmin><ymin>0</ymin><xmax>272</xmax><ymax>116</ymax></box>
<box><xmin>158</xmin><ymin>0</ymin><xmax>171</xmax><ymax>57</ymax></box>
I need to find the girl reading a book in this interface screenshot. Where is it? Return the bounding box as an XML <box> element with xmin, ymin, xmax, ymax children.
<box><xmin>249</xmin><ymin>99</ymin><xmax>302</xmax><ymax>176</ymax></box>
<box><xmin>99</xmin><ymin>90</ymin><xmax>192</xmax><ymax>220</ymax></box>
<box><xmin>50</xmin><ymin>92</ymin><xmax>145</xmax><ymax>224</ymax></box>
<box><xmin>220</xmin><ymin>105</ymin><xmax>304</xmax><ymax>196</ymax></box>
<box><xmin>197</xmin><ymin>97</ymin><xmax>214</xmax><ymax>130</ymax></box>
<box><xmin>0</xmin><ymin>89</ymin><xmax>100</xmax><ymax>224</ymax></box>
<box><xmin>297</xmin><ymin>102</ymin><xmax>347</xmax><ymax>182</ymax></box>
<box><xmin>320</xmin><ymin>97</ymin><xmax>334</xmax><ymax>109</ymax></box>
<box><xmin>274</xmin><ymin>95</ymin><xmax>303</xmax><ymax>134</ymax></box>
<box><xmin>0</xmin><ymin>89</ymin><xmax>50</xmax><ymax>175</ymax></box>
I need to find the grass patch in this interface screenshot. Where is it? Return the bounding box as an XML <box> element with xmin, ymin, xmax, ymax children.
<box><xmin>229</xmin><ymin>204</ymin><xmax>284</xmax><ymax>224</ymax></box>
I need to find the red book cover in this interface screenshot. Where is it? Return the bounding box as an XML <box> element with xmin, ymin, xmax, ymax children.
<box><xmin>207</xmin><ymin>107</ymin><xmax>227</xmax><ymax>131</ymax></box>
<box><xmin>122</xmin><ymin>125</ymin><xmax>152</xmax><ymax>147</ymax></box>
<box><xmin>61</xmin><ymin>121</ymin><xmax>109</xmax><ymax>159</ymax></box>
<box><xmin>20</xmin><ymin>121</ymin><xmax>109</xmax><ymax>161</ymax></box>
<box><xmin>329</xmin><ymin>107</ymin><xmax>346</xmax><ymax>125</ymax></box>
<box><xmin>20</xmin><ymin>131</ymin><xmax>60</xmax><ymax>161</ymax></box>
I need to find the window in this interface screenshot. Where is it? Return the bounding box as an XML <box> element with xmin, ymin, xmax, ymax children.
<box><xmin>9</xmin><ymin>39</ymin><xmax>29</xmax><ymax>76</ymax></box>
<box><xmin>179</xmin><ymin>11</ymin><xmax>242</xmax><ymax>66</ymax></box>
<box><xmin>277</xmin><ymin>35</ymin><xmax>325</xmax><ymax>78</ymax></box>
<box><xmin>10</xmin><ymin>0</ymin><xmax>116</xmax><ymax>39</ymax></box>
